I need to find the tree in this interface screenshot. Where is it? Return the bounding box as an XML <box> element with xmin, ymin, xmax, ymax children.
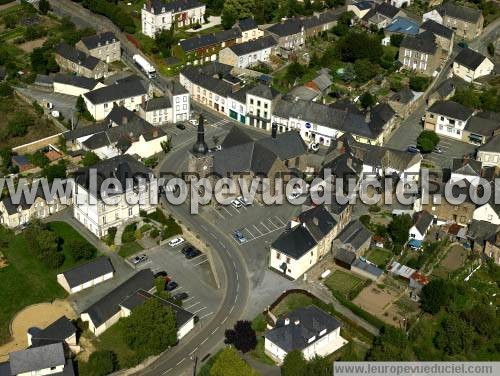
<box><xmin>420</xmin><ymin>278</ymin><xmax>455</xmax><ymax>314</ymax></box>
<box><xmin>76</xmin><ymin>95</ymin><xmax>87</xmax><ymax>114</ymax></box>
<box><xmin>210</xmin><ymin>347</ymin><xmax>258</xmax><ymax>376</ymax></box>
<box><xmin>0</xmin><ymin>82</ymin><xmax>12</xmax><ymax>98</ymax></box>
<box><xmin>339</xmin><ymin>32</ymin><xmax>383</xmax><ymax>63</ymax></box>
<box><xmin>81</xmin><ymin>151</ymin><xmax>100</xmax><ymax>167</ymax></box>
<box><xmin>155</xmin><ymin>26</ymin><xmax>177</xmax><ymax>57</ymax></box>
<box><xmin>42</xmin><ymin>160</ymin><xmax>67</xmax><ymax>182</ymax></box>
<box><xmin>359</xmin><ymin>92</ymin><xmax>375</xmax><ymax>109</ymax></box>
<box><xmin>285</xmin><ymin>62</ymin><xmax>307</xmax><ymax>84</ymax></box>
<box><xmin>434</xmin><ymin>315</ymin><xmax>474</xmax><ymax>355</ymax></box>
<box><xmin>409</xmin><ymin>76</ymin><xmax>431</xmax><ymax>92</ymax></box>
<box><xmin>368</xmin><ymin>326</ymin><xmax>413</xmax><ymax>360</ymax></box>
<box><xmin>38</xmin><ymin>0</ymin><xmax>51</xmax><ymax>15</ymax></box>
<box><xmin>221</xmin><ymin>1</ymin><xmax>239</xmax><ymax>29</ymax></box>
<box><xmin>161</xmin><ymin>139</ymin><xmax>172</xmax><ymax>153</ymax></box>
<box><xmin>390</xmin><ymin>34</ymin><xmax>404</xmax><ymax>47</ymax></box>
<box><xmin>122</xmin><ymin>298</ymin><xmax>177</xmax><ymax>356</ymax></box>
<box><xmin>307</xmin><ymin>356</ymin><xmax>332</xmax><ymax>376</ymax></box>
<box><xmin>354</xmin><ymin>59</ymin><xmax>378</xmax><ymax>83</ymax></box>
<box><xmin>3</xmin><ymin>14</ymin><xmax>17</xmax><ymax>29</ymax></box>
<box><xmin>68</xmin><ymin>238</ymin><xmax>96</xmax><ymax>261</ymax></box>
<box><xmin>29</xmin><ymin>151</ymin><xmax>50</xmax><ymax>168</ymax></box>
<box><xmin>7</xmin><ymin>112</ymin><xmax>35</xmax><ymax>138</ymax></box>
<box><xmin>224</xmin><ymin>320</ymin><xmax>257</xmax><ymax>353</ymax></box>
<box><xmin>86</xmin><ymin>350</ymin><xmax>117</xmax><ymax>376</ymax></box>
<box><xmin>417</xmin><ymin>130</ymin><xmax>440</xmax><ymax>153</ymax></box>
<box><xmin>387</xmin><ymin>214</ymin><xmax>412</xmax><ymax>248</ymax></box>
<box><xmin>451</xmin><ymin>87</ymin><xmax>482</xmax><ymax>109</ymax></box>
<box><xmin>487</xmin><ymin>42</ymin><xmax>495</xmax><ymax>56</ymax></box>
<box><xmin>359</xmin><ymin>214</ymin><xmax>371</xmax><ymax>228</ymax></box>
<box><xmin>281</xmin><ymin>350</ymin><xmax>308</xmax><ymax>376</ymax></box>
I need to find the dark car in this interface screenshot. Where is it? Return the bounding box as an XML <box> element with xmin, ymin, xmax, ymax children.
<box><xmin>182</xmin><ymin>245</ymin><xmax>202</xmax><ymax>259</ymax></box>
<box><xmin>166</xmin><ymin>281</ymin><xmax>178</xmax><ymax>291</ymax></box>
<box><xmin>154</xmin><ymin>271</ymin><xmax>168</xmax><ymax>279</ymax></box>
<box><xmin>172</xmin><ymin>292</ymin><xmax>189</xmax><ymax>301</ymax></box>
<box><xmin>176</xmin><ymin>122</ymin><xmax>186</xmax><ymax>130</ymax></box>
<box><xmin>233</xmin><ymin>229</ymin><xmax>247</xmax><ymax>244</ymax></box>
<box><xmin>406</xmin><ymin>145</ymin><xmax>420</xmax><ymax>154</ymax></box>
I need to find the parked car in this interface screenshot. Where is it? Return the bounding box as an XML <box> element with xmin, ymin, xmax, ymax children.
<box><xmin>182</xmin><ymin>245</ymin><xmax>202</xmax><ymax>259</ymax></box>
<box><xmin>233</xmin><ymin>229</ymin><xmax>247</xmax><ymax>244</ymax></box>
<box><xmin>166</xmin><ymin>281</ymin><xmax>178</xmax><ymax>291</ymax></box>
<box><xmin>433</xmin><ymin>146</ymin><xmax>443</xmax><ymax>154</ymax></box>
<box><xmin>176</xmin><ymin>123</ymin><xmax>186</xmax><ymax>130</ymax></box>
<box><xmin>237</xmin><ymin>196</ymin><xmax>252</xmax><ymax>206</ymax></box>
<box><xmin>173</xmin><ymin>292</ymin><xmax>189</xmax><ymax>300</ymax></box>
<box><xmin>130</xmin><ymin>254</ymin><xmax>148</xmax><ymax>265</ymax></box>
<box><xmin>231</xmin><ymin>199</ymin><xmax>243</xmax><ymax>209</ymax></box>
<box><xmin>154</xmin><ymin>270</ymin><xmax>168</xmax><ymax>278</ymax></box>
<box><xmin>406</xmin><ymin>145</ymin><xmax>420</xmax><ymax>154</ymax></box>
<box><xmin>189</xmin><ymin>119</ymin><xmax>199</xmax><ymax>126</ymax></box>
<box><xmin>169</xmin><ymin>237</ymin><xmax>185</xmax><ymax>247</ymax></box>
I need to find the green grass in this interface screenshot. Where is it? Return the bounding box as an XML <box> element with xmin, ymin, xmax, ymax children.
<box><xmin>0</xmin><ymin>227</ymin><xmax>67</xmax><ymax>344</ymax></box>
<box><xmin>324</xmin><ymin>270</ymin><xmax>365</xmax><ymax>297</ymax></box>
<box><xmin>121</xmin><ymin>222</ymin><xmax>137</xmax><ymax>244</ymax></box>
<box><xmin>118</xmin><ymin>241</ymin><xmax>144</xmax><ymax>259</ymax></box>
<box><xmin>272</xmin><ymin>293</ymin><xmax>315</xmax><ymax>318</ymax></box>
<box><xmin>250</xmin><ymin>337</ymin><xmax>275</xmax><ymax>366</ymax></box>
<box><xmin>365</xmin><ymin>248</ymin><xmax>392</xmax><ymax>268</ymax></box>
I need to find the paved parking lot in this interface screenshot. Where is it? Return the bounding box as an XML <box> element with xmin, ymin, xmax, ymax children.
<box><xmin>135</xmin><ymin>243</ymin><xmax>222</xmax><ymax>322</ymax></box>
<box><xmin>16</xmin><ymin>87</ymin><xmax>78</xmax><ymax>124</ymax></box>
<box><xmin>233</xmin><ymin>215</ymin><xmax>288</xmax><ymax>245</ymax></box>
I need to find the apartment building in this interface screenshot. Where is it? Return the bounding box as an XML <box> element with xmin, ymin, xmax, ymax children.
<box><xmin>424</xmin><ymin>100</ymin><xmax>474</xmax><ymax>140</ymax></box>
<box><xmin>76</xmin><ymin>31</ymin><xmax>121</xmax><ymax>63</ymax></box>
<box><xmin>423</xmin><ymin>2</ymin><xmax>483</xmax><ymax>40</ymax></box>
<box><xmin>399</xmin><ymin>31</ymin><xmax>441</xmax><ymax>76</ymax></box>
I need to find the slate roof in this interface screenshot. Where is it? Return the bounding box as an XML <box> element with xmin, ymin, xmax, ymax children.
<box><xmin>298</xmin><ymin>205</ymin><xmax>337</xmax><ymax>242</ymax></box>
<box><xmin>420</xmin><ymin>19</ymin><xmax>454</xmax><ymax>39</ymax></box>
<box><xmin>352</xmin><ymin>258</ymin><xmax>384</xmax><ymax>278</ymax></box>
<box><xmin>236</xmin><ymin>18</ymin><xmax>258</xmax><ymax>32</ymax></box>
<box><xmin>9</xmin><ymin>343</ymin><xmax>66</xmax><ymax>375</ymax></box>
<box><xmin>267</xmin><ymin>18</ymin><xmax>303</xmax><ymax>37</ymax></box>
<box><xmin>363</xmin><ymin>2</ymin><xmax>401</xmax><ymax>22</ymax></box>
<box><xmin>0</xmin><ymin>362</ymin><xmax>10</xmax><ymax>376</ymax></box>
<box><xmin>334</xmin><ymin>248</ymin><xmax>356</xmax><ymax>265</ymax></box>
<box><xmin>181</xmin><ymin>66</ymin><xmax>233</xmax><ymax>97</ymax></box>
<box><xmin>265</xmin><ymin>305</ymin><xmax>341</xmax><ymax>352</ymax></box>
<box><xmin>369</xmin><ymin>103</ymin><xmax>396</xmax><ymax>137</ymax></box>
<box><xmin>148</xmin><ymin>0</ymin><xmax>204</xmax><ymax>15</ymax></box>
<box><xmin>53</xmin><ymin>73</ymin><xmax>99</xmax><ymax>90</ymax></box>
<box><xmin>464</xmin><ymin>113</ymin><xmax>499</xmax><ymax>136</ymax></box>
<box><xmin>427</xmin><ymin>100</ymin><xmax>473</xmax><ymax>121</ymax></box>
<box><xmin>451</xmin><ymin>158</ymin><xmax>482</xmax><ymax>176</ymax></box>
<box><xmin>336</xmin><ymin>219</ymin><xmax>372</xmax><ymax>251</ymax></box>
<box><xmin>34</xmin><ymin>74</ymin><xmax>54</xmax><ymax>86</ymax></box>
<box><xmin>228</xmin><ymin>35</ymin><xmax>277</xmax><ymax>56</ymax></box>
<box><xmin>74</xmin><ymin>154</ymin><xmax>152</xmax><ymax>195</ymax></box>
<box><xmin>83</xmin><ymin>76</ymin><xmax>148</xmax><ymax>105</ymax></box>
<box><xmin>400</xmin><ymin>31</ymin><xmax>437</xmax><ymax>54</ymax></box>
<box><xmin>272</xmin><ymin>224</ymin><xmax>317</xmax><ymax>259</ymax></box>
<box><xmin>55</xmin><ymin>42</ymin><xmax>101</xmax><ymax>70</ymax></box>
<box><xmin>386</xmin><ymin>17</ymin><xmax>420</xmax><ymax>35</ymax></box>
<box><xmin>120</xmin><ymin>289</ymin><xmax>194</xmax><ymax>329</ymax></box>
<box><xmin>389</xmin><ymin>87</ymin><xmax>415</xmax><ymax>104</ymax></box>
<box><xmin>141</xmin><ymin>96</ymin><xmax>171</xmax><ymax>111</ymax></box>
<box><xmin>413</xmin><ymin>210</ymin><xmax>434</xmax><ymax>235</ymax></box>
<box><xmin>60</xmin><ymin>257</ymin><xmax>114</xmax><ymax>289</ymax></box>
<box><xmin>80</xmin><ymin>31</ymin><xmax>118</xmax><ymax>50</ymax></box>
<box><xmin>468</xmin><ymin>220</ymin><xmax>499</xmax><ymax>246</ymax></box>
<box><xmin>29</xmin><ymin>316</ymin><xmax>76</xmax><ymax>348</ymax></box>
<box><xmin>180</xmin><ymin>28</ymin><xmax>241</xmax><ymax>52</ymax></box>
<box><xmin>454</xmin><ymin>48</ymin><xmax>489</xmax><ymax>70</ymax></box>
<box><xmin>247</xmin><ymin>83</ymin><xmax>280</xmax><ymax>100</ymax></box>
<box><xmin>479</xmin><ymin>134</ymin><xmax>500</xmax><ymax>153</ymax></box>
<box><xmin>82</xmin><ymin>269</ymin><xmax>154</xmax><ymax>328</ymax></box>
<box><xmin>439</xmin><ymin>2</ymin><xmax>482</xmax><ymax>23</ymax></box>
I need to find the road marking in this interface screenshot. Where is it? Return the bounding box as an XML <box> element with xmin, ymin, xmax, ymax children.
<box><xmin>245</xmin><ymin>227</ymin><xmax>255</xmax><ymax>238</ymax></box>
<box><xmin>199</xmin><ymin>312</ymin><xmax>214</xmax><ymax>320</ymax></box>
<box><xmin>193</xmin><ymin>258</ymin><xmax>209</xmax><ymax>266</ymax></box>
<box><xmin>200</xmin><ymin>338</ymin><xmax>208</xmax><ymax>345</ymax></box>
<box><xmin>221</xmin><ymin>206</ymin><xmax>233</xmax><ymax>216</ymax></box>
<box><xmin>211</xmin><ymin>328</ymin><xmax>218</xmax><ymax>335</ymax></box>
<box><xmin>267</xmin><ymin>218</ymin><xmax>280</xmax><ymax>230</ymax></box>
<box><xmin>221</xmin><ymin>316</ymin><xmax>228</xmax><ymax>324</ymax></box>
<box><xmin>184</xmin><ymin>297</ymin><xmax>195</xmax><ymax>302</ymax></box>
<box><xmin>162</xmin><ymin>368</ymin><xmax>173</xmax><ymax>374</ymax></box>
<box><xmin>192</xmin><ymin>306</ymin><xmax>207</xmax><ymax>314</ymax></box>
<box><xmin>189</xmin><ymin>347</ymin><xmax>199</xmax><ymax>356</ymax></box>
<box><xmin>275</xmin><ymin>216</ymin><xmax>286</xmax><ymax>226</ymax></box>
<box><xmin>260</xmin><ymin>221</ymin><xmax>271</xmax><ymax>232</ymax></box>
<box><xmin>185</xmin><ymin>301</ymin><xmax>200</xmax><ymax>309</ymax></box>
<box><xmin>229</xmin><ymin>306</ymin><xmax>235</xmax><ymax>314</ymax></box>
<box><xmin>253</xmin><ymin>225</ymin><xmax>263</xmax><ymax>235</ymax></box>
<box><xmin>176</xmin><ymin>358</ymin><xmax>185</xmax><ymax>366</ymax></box>
<box><xmin>213</xmin><ymin>208</ymin><xmax>225</xmax><ymax>219</ymax></box>
<box><xmin>201</xmin><ymin>224</ymin><xmax>208</xmax><ymax>230</ymax></box>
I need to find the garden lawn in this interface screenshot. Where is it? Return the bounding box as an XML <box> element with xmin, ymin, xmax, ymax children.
<box><xmin>324</xmin><ymin>270</ymin><xmax>365</xmax><ymax>297</ymax></box>
<box><xmin>272</xmin><ymin>293</ymin><xmax>315</xmax><ymax>318</ymax></box>
<box><xmin>365</xmin><ymin>248</ymin><xmax>392</xmax><ymax>268</ymax></box>
<box><xmin>118</xmin><ymin>241</ymin><xmax>144</xmax><ymax>259</ymax></box>
<box><xmin>0</xmin><ymin>228</ymin><xmax>66</xmax><ymax>344</ymax></box>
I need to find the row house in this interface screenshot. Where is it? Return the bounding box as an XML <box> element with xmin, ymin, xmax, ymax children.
<box><xmin>301</xmin><ymin>8</ymin><xmax>341</xmax><ymax>38</ymax></box>
<box><xmin>141</xmin><ymin>0</ymin><xmax>206</xmax><ymax>38</ymax></box>
<box><xmin>54</xmin><ymin>42</ymin><xmax>108</xmax><ymax>79</ymax></box>
<box><xmin>361</xmin><ymin>2</ymin><xmax>406</xmax><ymax>29</ymax></box>
<box><xmin>76</xmin><ymin>31</ymin><xmax>121</xmax><ymax>63</ymax></box>
<box><xmin>424</xmin><ymin>100</ymin><xmax>474</xmax><ymax>140</ymax></box>
<box><xmin>452</xmin><ymin>48</ymin><xmax>494</xmax><ymax>83</ymax></box>
<box><xmin>139</xmin><ymin>81</ymin><xmax>190</xmax><ymax>123</ymax></box>
<box><xmin>420</xmin><ymin>19</ymin><xmax>454</xmax><ymax>55</ymax></box>
<box><xmin>218</xmin><ymin>35</ymin><xmax>277</xmax><ymax>69</ymax></box>
<box><xmin>398</xmin><ymin>31</ymin><xmax>441</xmax><ymax>76</ymax></box>
<box><xmin>234</xmin><ymin>18</ymin><xmax>264</xmax><ymax>43</ymax></box>
<box><xmin>265</xmin><ymin>18</ymin><xmax>305</xmax><ymax>55</ymax></box>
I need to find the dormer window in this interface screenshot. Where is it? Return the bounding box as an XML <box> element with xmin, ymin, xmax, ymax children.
<box><xmin>307</xmin><ymin>335</ymin><xmax>316</xmax><ymax>343</ymax></box>
<box><xmin>319</xmin><ymin>328</ymin><xmax>326</xmax><ymax>336</ymax></box>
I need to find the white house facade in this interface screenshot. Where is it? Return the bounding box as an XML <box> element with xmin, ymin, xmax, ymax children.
<box><xmin>473</xmin><ymin>202</ymin><xmax>500</xmax><ymax>225</ymax></box>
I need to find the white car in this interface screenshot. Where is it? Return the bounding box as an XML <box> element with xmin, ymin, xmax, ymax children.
<box><xmin>168</xmin><ymin>237</ymin><xmax>185</xmax><ymax>247</ymax></box>
<box><xmin>189</xmin><ymin>119</ymin><xmax>199</xmax><ymax>126</ymax></box>
<box><xmin>237</xmin><ymin>196</ymin><xmax>252</xmax><ymax>206</ymax></box>
<box><xmin>231</xmin><ymin>199</ymin><xmax>243</xmax><ymax>209</ymax></box>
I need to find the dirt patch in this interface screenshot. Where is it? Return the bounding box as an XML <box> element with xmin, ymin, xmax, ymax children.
<box><xmin>0</xmin><ymin>2</ymin><xmax>16</xmax><ymax>12</ymax></box>
<box><xmin>0</xmin><ymin>251</ymin><xmax>7</xmax><ymax>269</ymax></box>
<box><xmin>0</xmin><ymin>300</ymin><xmax>75</xmax><ymax>361</ymax></box>
<box><xmin>353</xmin><ymin>279</ymin><xmax>406</xmax><ymax>327</ymax></box>
<box><xmin>439</xmin><ymin>245</ymin><xmax>467</xmax><ymax>271</ymax></box>
<box><xmin>18</xmin><ymin>37</ymin><xmax>47</xmax><ymax>53</ymax></box>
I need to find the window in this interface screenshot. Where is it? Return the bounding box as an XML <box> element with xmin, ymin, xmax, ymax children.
<box><xmin>250</xmin><ymin>98</ymin><xmax>254</xmax><ymax>105</ymax></box>
<box><xmin>104</xmin><ymin>103</ymin><xmax>109</xmax><ymax>109</ymax></box>
<box><xmin>183</xmin><ymin>96</ymin><xmax>187</xmax><ymax>102</ymax></box>
<box><xmin>286</xmin><ymin>257</ymin><xmax>290</xmax><ymax>264</ymax></box>
<box><xmin>102</xmin><ymin>216</ymin><xmax>106</xmax><ymax>224</ymax></box>
<box><xmin>128</xmin><ymin>208</ymin><xmax>132</xmax><ymax>216</ymax></box>
<box><xmin>276</xmin><ymin>252</ymin><xmax>281</xmax><ymax>259</ymax></box>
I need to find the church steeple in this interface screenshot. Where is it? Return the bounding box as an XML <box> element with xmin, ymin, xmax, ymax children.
<box><xmin>192</xmin><ymin>114</ymin><xmax>208</xmax><ymax>155</ymax></box>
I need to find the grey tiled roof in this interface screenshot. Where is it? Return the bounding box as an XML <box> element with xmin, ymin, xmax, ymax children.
<box><xmin>179</xmin><ymin>28</ymin><xmax>241</xmax><ymax>52</ymax></box>
<box><xmin>83</xmin><ymin>76</ymin><xmax>148</xmax><ymax>104</ymax></box>
<box><xmin>389</xmin><ymin>87</ymin><xmax>415</xmax><ymax>104</ymax></box>
<box><xmin>61</xmin><ymin>257</ymin><xmax>114</xmax><ymax>289</ymax></box>
<box><xmin>400</xmin><ymin>31</ymin><xmax>437</xmax><ymax>54</ymax></box>
<box><xmin>55</xmin><ymin>42</ymin><xmax>102</xmax><ymax>70</ymax></box>
<box><xmin>454</xmin><ymin>48</ymin><xmax>489</xmax><ymax>70</ymax></box>
<box><xmin>298</xmin><ymin>205</ymin><xmax>337</xmax><ymax>242</ymax></box>
<box><xmin>148</xmin><ymin>0</ymin><xmax>204</xmax><ymax>15</ymax></box>
<box><xmin>9</xmin><ymin>343</ymin><xmax>65</xmax><ymax>375</ymax></box>
<box><xmin>413</xmin><ymin>210</ymin><xmax>434</xmax><ymax>235</ymax></box>
<box><xmin>352</xmin><ymin>258</ymin><xmax>384</xmax><ymax>278</ymax></box>
<box><xmin>427</xmin><ymin>100</ymin><xmax>473</xmax><ymax>121</ymax></box>
<box><xmin>235</xmin><ymin>18</ymin><xmax>258</xmax><ymax>32</ymax></box>
<box><xmin>29</xmin><ymin>316</ymin><xmax>76</xmax><ymax>348</ymax></box>
<box><xmin>479</xmin><ymin>134</ymin><xmax>500</xmax><ymax>153</ymax></box>
<box><xmin>368</xmin><ymin>103</ymin><xmax>395</xmax><ymax>136</ymax></box>
<box><xmin>120</xmin><ymin>289</ymin><xmax>194</xmax><ymax>329</ymax></box>
<box><xmin>247</xmin><ymin>83</ymin><xmax>280</xmax><ymax>100</ymax></box>
<box><xmin>420</xmin><ymin>19</ymin><xmax>454</xmax><ymax>39</ymax></box>
<box><xmin>439</xmin><ymin>2</ymin><xmax>482</xmax><ymax>23</ymax></box>
<box><xmin>265</xmin><ymin>305</ymin><xmax>341</xmax><ymax>352</ymax></box>
<box><xmin>228</xmin><ymin>35</ymin><xmax>277</xmax><ymax>56</ymax></box>
<box><xmin>464</xmin><ymin>113</ymin><xmax>499</xmax><ymax>136</ymax></box>
<box><xmin>141</xmin><ymin>96</ymin><xmax>171</xmax><ymax>111</ymax></box>
<box><xmin>82</xmin><ymin>269</ymin><xmax>154</xmax><ymax>328</ymax></box>
<box><xmin>336</xmin><ymin>219</ymin><xmax>372</xmax><ymax>251</ymax></box>
<box><xmin>267</xmin><ymin>18</ymin><xmax>303</xmax><ymax>37</ymax></box>
<box><xmin>181</xmin><ymin>66</ymin><xmax>233</xmax><ymax>97</ymax></box>
<box><xmin>334</xmin><ymin>248</ymin><xmax>356</xmax><ymax>265</ymax></box>
<box><xmin>272</xmin><ymin>224</ymin><xmax>317</xmax><ymax>259</ymax></box>
<box><xmin>451</xmin><ymin>158</ymin><xmax>482</xmax><ymax>176</ymax></box>
<box><xmin>53</xmin><ymin>73</ymin><xmax>99</xmax><ymax>90</ymax></box>
<box><xmin>80</xmin><ymin>31</ymin><xmax>118</xmax><ymax>50</ymax></box>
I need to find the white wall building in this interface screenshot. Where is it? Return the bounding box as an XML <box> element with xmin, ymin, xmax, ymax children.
<box><xmin>409</xmin><ymin>211</ymin><xmax>433</xmax><ymax>241</ymax></box>
<box><xmin>53</xmin><ymin>74</ymin><xmax>104</xmax><ymax>97</ymax></box>
<box><xmin>473</xmin><ymin>202</ymin><xmax>500</xmax><ymax>225</ymax></box>
<box><xmin>218</xmin><ymin>35</ymin><xmax>277</xmax><ymax>68</ymax></box>
<box><xmin>424</xmin><ymin>100</ymin><xmax>474</xmax><ymax>140</ymax></box>
<box><xmin>452</xmin><ymin>48</ymin><xmax>494</xmax><ymax>83</ymax></box>
<box><xmin>141</xmin><ymin>0</ymin><xmax>206</xmax><ymax>38</ymax></box>
<box><xmin>57</xmin><ymin>257</ymin><xmax>114</xmax><ymax>294</ymax></box>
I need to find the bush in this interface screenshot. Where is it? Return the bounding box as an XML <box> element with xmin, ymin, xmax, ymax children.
<box><xmin>87</xmin><ymin>350</ymin><xmax>117</xmax><ymax>376</ymax></box>
<box><xmin>417</xmin><ymin>130</ymin><xmax>440</xmax><ymax>153</ymax></box>
<box><xmin>409</xmin><ymin>76</ymin><xmax>431</xmax><ymax>92</ymax></box>
<box><xmin>0</xmin><ymin>82</ymin><xmax>13</xmax><ymax>97</ymax></box>
<box><xmin>359</xmin><ymin>214</ymin><xmax>371</xmax><ymax>228</ymax></box>
<box><xmin>68</xmin><ymin>238</ymin><xmax>96</xmax><ymax>261</ymax></box>
<box><xmin>150</xmin><ymin>228</ymin><xmax>160</xmax><ymax>238</ymax></box>
<box><xmin>122</xmin><ymin>223</ymin><xmax>137</xmax><ymax>244</ymax></box>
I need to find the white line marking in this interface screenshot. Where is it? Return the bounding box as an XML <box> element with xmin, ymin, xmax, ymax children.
<box><xmin>221</xmin><ymin>206</ymin><xmax>233</xmax><ymax>216</ymax></box>
<box><xmin>267</xmin><ymin>218</ymin><xmax>280</xmax><ymax>230</ymax></box>
<box><xmin>162</xmin><ymin>368</ymin><xmax>173</xmax><ymax>374</ymax></box>
<box><xmin>211</xmin><ymin>328</ymin><xmax>218</xmax><ymax>335</ymax></box>
<box><xmin>193</xmin><ymin>258</ymin><xmax>209</xmax><ymax>266</ymax></box>
<box><xmin>245</xmin><ymin>227</ymin><xmax>255</xmax><ymax>238</ymax></box>
<box><xmin>185</xmin><ymin>301</ymin><xmax>200</xmax><ymax>309</ymax></box>
<box><xmin>229</xmin><ymin>306</ymin><xmax>235</xmax><ymax>314</ymax></box>
<box><xmin>253</xmin><ymin>224</ymin><xmax>263</xmax><ymax>235</ymax></box>
<box><xmin>200</xmin><ymin>338</ymin><xmax>208</xmax><ymax>345</ymax></box>
<box><xmin>221</xmin><ymin>316</ymin><xmax>228</xmax><ymax>324</ymax></box>
<box><xmin>184</xmin><ymin>297</ymin><xmax>195</xmax><ymax>302</ymax></box>
<box><xmin>260</xmin><ymin>221</ymin><xmax>271</xmax><ymax>232</ymax></box>
<box><xmin>189</xmin><ymin>347</ymin><xmax>199</xmax><ymax>356</ymax></box>
<box><xmin>192</xmin><ymin>306</ymin><xmax>207</xmax><ymax>314</ymax></box>
<box><xmin>176</xmin><ymin>358</ymin><xmax>185</xmax><ymax>366</ymax></box>
<box><xmin>199</xmin><ymin>312</ymin><xmax>214</xmax><ymax>320</ymax></box>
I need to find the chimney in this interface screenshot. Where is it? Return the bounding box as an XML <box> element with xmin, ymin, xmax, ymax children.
<box><xmin>313</xmin><ymin>217</ymin><xmax>319</xmax><ymax>226</ymax></box>
<box><xmin>271</xmin><ymin>122</ymin><xmax>278</xmax><ymax>139</ymax></box>
<box><xmin>463</xmin><ymin>155</ymin><xmax>470</xmax><ymax>165</ymax></box>
<box><xmin>284</xmin><ymin>318</ymin><xmax>290</xmax><ymax>325</ymax></box>
<box><xmin>122</xmin><ymin>116</ymin><xmax>128</xmax><ymax>125</ymax></box>
<box><xmin>153</xmin><ymin>129</ymin><xmax>158</xmax><ymax>138</ymax></box>
<box><xmin>290</xmin><ymin>217</ymin><xmax>300</xmax><ymax>229</ymax></box>
<box><xmin>294</xmin><ymin>319</ymin><xmax>300</xmax><ymax>325</ymax></box>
